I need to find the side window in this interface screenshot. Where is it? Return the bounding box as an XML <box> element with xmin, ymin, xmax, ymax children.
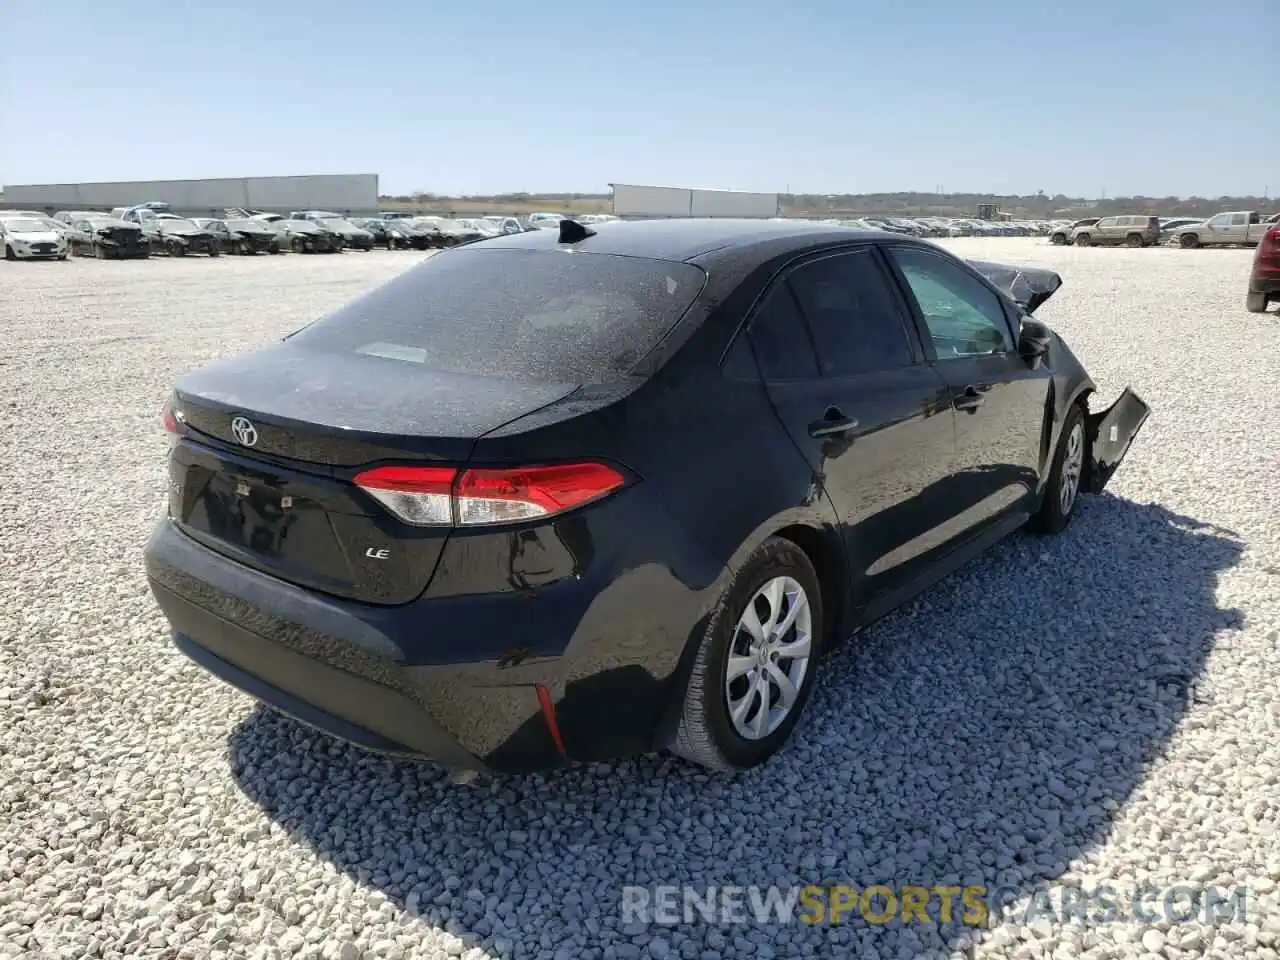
<box><xmin>786</xmin><ymin>250</ymin><xmax>914</xmax><ymax>377</ymax></box>
<box><xmin>1097</xmin><ymin>218</ymin><xmax>1115</xmax><ymax>229</ymax></box>
<box><xmin>1230</xmin><ymin>214</ymin><xmax>1247</xmax><ymax>226</ymax></box>
<box><xmin>742</xmin><ymin>285</ymin><xmax>819</xmax><ymax>380</ymax></box>
<box><xmin>886</xmin><ymin>247</ymin><xmax>1014</xmax><ymax>360</ymax></box>
<box><xmin>1208</xmin><ymin>214</ymin><xmax>1230</xmax><ymax>227</ymax></box>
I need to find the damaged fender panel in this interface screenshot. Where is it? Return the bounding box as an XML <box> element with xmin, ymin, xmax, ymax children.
<box><xmin>1085</xmin><ymin>387</ymin><xmax>1151</xmax><ymax>494</ymax></box>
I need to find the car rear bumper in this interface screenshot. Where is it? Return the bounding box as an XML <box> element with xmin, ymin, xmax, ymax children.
<box><xmin>160</xmin><ymin>587</ymin><xmax>487</xmax><ymax>770</ymax></box>
<box><xmin>145</xmin><ymin>482</ymin><xmax>725</xmax><ymax>771</ymax></box>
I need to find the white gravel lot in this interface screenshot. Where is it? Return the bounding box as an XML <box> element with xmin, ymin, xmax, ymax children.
<box><xmin>1</xmin><ymin>240</ymin><xmax>1277</xmax><ymax>960</ymax></box>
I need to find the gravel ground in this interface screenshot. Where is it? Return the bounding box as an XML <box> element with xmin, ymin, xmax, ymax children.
<box><xmin>1</xmin><ymin>240</ymin><xmax>1277</xmax><ymax>960</ymax></box>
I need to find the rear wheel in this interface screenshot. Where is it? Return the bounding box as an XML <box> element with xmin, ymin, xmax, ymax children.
<box><xmin>1247</xmin><ymin>291</ymin><xmax>1269</xmax><ymax>313</ymax></box>
<box><xmin>1074</xmin><ymin>233</ymin><xmax>1091</xmax><ymax>247</ymax></box>
<box><xmin>671</xmin><ymin>537</ymin><xmax>822</xmax><ymax>771</ymax></box>
<box><xmin>290</xmin><ymin>236</ymin><xmax>305</xmax><ymax>253</ymax></box>
<box><xmin>1126</xmin><ymin>233</ymin><xmax>1144</xmax><ymax>247</ymax></box>
<box><xmin>1032</xmin><ymin>404</ymin><xmax>1087</xmax><ymax>535</ymax></box>
<box><xmin>1180</xmin><ymin>233</ymin><xmax>1200</xmax><ymax>249</ymax></box>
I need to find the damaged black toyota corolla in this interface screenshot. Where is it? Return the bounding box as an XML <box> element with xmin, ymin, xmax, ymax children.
<box><xmin>145</xmin><ymin>220</ymin><xmax>1149</xmax><ymax>775</ymax></box>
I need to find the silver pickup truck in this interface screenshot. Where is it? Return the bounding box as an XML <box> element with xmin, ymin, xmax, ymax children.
<box><xmin>1172</xmin><ymin>211</ymin><xmax>1272</xmax><ymax>248</ymax></box>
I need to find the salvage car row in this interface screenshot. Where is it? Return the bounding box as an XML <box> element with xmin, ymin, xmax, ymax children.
<box><xmin>0</xmin><ymin>203</ymin><xmax>562</xmax><ymax>261</ymax></box>
<box><xmin>1048</xmin><ymin>210</ymin><xmax>1280</xmax><ymax>248</ymax></box>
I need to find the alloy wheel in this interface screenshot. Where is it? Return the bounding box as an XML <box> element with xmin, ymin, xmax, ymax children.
<box><xmin>725</xmin><ymin>576</ymin><xmax>812</xmax><ymax>740</ymax></box>
<box><xmin>1060</xmin><ymin>421</ymin><xmax>1084</xmax><ymax>515</ymax></box>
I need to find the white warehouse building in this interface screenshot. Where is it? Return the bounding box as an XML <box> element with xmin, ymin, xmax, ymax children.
<box><xmin>610</xmin><ymin>183</ymin><xmax>779</xmax><ymax>219</ymax></box>
<box><xmin>0</xmin><ymin>173</ymin><xmax>379</xmax><ymax>215</ymax></box>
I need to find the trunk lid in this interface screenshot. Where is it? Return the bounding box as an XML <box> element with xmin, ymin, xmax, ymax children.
<box><xmin>170</xmin><ymin>342</ymin><xmax>578</xmax><ymax>605</ymax></box>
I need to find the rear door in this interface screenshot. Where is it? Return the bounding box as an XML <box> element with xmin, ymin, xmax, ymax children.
<box><xmin>749</xmin><ymin>246</ymin><xmax>956</xmax><ymax>605</ymax></box>
<box><xmin>883</xmin><ymin>244</ymin><xmax>1051</xmax><ymax>540</ymax></box>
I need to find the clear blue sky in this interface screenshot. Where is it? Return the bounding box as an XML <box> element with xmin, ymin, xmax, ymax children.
<box><xmin>3</xmin><ymin>0</ymin><xmax>1276</xmax><ymax>197</ymax></box>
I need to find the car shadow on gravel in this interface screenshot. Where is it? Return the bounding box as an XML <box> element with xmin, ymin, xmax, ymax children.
<box><xmin>227</xmin><ymin>496</ymin><xmax>1244</xmax><ymax>959</ymax></box>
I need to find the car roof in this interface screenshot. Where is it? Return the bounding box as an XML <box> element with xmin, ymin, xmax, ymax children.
<box><xmin>476</xmin><ymin>217</ymin><xmax>899</xmax><ymax>263</ymax></box>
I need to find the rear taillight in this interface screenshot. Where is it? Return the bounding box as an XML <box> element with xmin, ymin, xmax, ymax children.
<box><xmin>162</xmin><ymin>402</ymin><xmax>182</xmax><ymax>446</ymax></box>
<box><xmin>353</xmin><ymin>462</ymin><xmax>625</xmax><ymax>527</ymax></box>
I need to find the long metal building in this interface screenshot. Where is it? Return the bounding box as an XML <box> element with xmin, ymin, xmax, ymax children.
<box><xmin>610</xmin><ymin>183</ymin><xmax>779</xmax><ymax>219</ymax></box>
<box><xmin>0</xmin><ymin>173</ymin><xmax>379</xmax><ymax>215</ymax></box>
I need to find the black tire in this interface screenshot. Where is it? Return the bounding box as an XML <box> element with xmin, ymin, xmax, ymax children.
<box><xmin>1074</xmin><ymin>233</ymin><xmax>1091</xmax><ymax>247</ymax></box>
<box><xmin>168</xmin><ymin>239</ymin><xmax>187</xmax><ymax>257</ymax></box>
<box><xmin>58</xmin><ymin>254</ymin><xmax>67</xmax><ymax>261</ymax></box>
<box><xmin>1125</xmin><ymin>233</ymin><xmax>1144</xmax><ymax>248</ymax></box>
<box><xmin>1179</xmin><ymin>233</ymin><xmax>1200</xmax><ymax>249</ymax></box>
<box><xmin>671</xmin><ymin>536</ymin><xmax>823</xmax><ymax>771</ymax></box>
<box><xmin>1049</xmin><ymin>233</ymin><xmax>1067</xmax><ymax>245</ymax></box>
<box><xmin>290</xmin><ymin>236</ymin><xmax>304</xmax><ymax>254</ymax></box>
<box><xmin>1032</xmin><ymin>404</ymin><xmax>1087</xmax><ymax>535</ymax></box>
<box><xmin>94</xmin><ymin>244</ymin><xmax>108</xmax><ymax>260</ymax></box>
<box><xmin>4</xmin><ymin>245</ymin><xmax>14</xmax><ymax>261</ymax></box>
<box><xmin>207</xmin><ymin>244</ymin><xmax>220</xmax><ymax>258</ymax></box>
<box><xmin>1247</xmin><ymin>291</ymin><xmax>1269</xmax><ymax>313</ymax></box>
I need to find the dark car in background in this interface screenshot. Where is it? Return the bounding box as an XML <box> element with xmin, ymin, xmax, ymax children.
<box><xmin>195</xmin><ymin>218</ymin><xmax>282</xmax><ymax>255</ymax></box>
<box><xmin>411</xmin><ymin>216</ymin><xmax>486</xmax><ymax>246</ymax></box>
<box><xmin>352</xmin><ymin>218</ymin><xmax>409</xmax><ymax>250</ymax></box>
<box><xmin>273</xmin><ymin>219</ymin><xmax>339</xmax><ymax>253</ymax></box>
<box><xmin>135</xmin><ymin>213</ymin><xmax>221</xmax><ymax>257</ymax></box>
<box><xmin>388</xmin><ymin>218</ymin><xmax>451</xmax><ymax>250</ymax></box>
<box><xmin>315</xmin><ymin>217</ymin><xmax>374</xmax><ymax>251</ymax></box>
<box><xmin>290</xmin><ymin>211</ymin><xmax>375</xmax><ymax>251</ymax></box>
<box><xmin>69</xmin><ymin>216</ymin><xmax>152</xmax><ymax>259</ymax></box>
<box><xmin>146</xmin><ymin>219</ymin><xmax>1148</xmax><ymax>776</ymax></box>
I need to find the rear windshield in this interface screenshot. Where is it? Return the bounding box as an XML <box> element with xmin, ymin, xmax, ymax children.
<box><xmin>288</xmin><ymin>247</ymin><xmax>706</xmax><ymax>382</ymax></box>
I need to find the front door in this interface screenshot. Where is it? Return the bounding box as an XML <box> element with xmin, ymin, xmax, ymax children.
<box><xmin>883</xmin><ymin>243</ymin><xmax>1052</xmax><ymax>540</ymax></box>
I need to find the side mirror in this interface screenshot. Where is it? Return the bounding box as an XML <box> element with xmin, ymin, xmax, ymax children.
<box><xmin>1019</xmin><ymin>317</ymin><xmax>1052</xmax><ymax>364</ymax></box>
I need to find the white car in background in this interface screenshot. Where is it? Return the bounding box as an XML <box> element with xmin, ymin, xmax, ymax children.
<box><xmin>525</xmin><ymin>212</ymin><xmax>566</xmax><ymax>228</ymax></box>
<box><xmin>0</xmin><ymin>216</ymin><xmax>69</xmax><ymax>261</ymax></box>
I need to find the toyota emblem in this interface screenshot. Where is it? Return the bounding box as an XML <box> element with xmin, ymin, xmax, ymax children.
<box><xmin>230</xmin><ymin>416</ymin><xmax>259</xmax><ymax>447</ymax></box>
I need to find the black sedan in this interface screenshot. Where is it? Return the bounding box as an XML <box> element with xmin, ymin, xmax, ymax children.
<box><xmin>145</xmin><ymin>219</ymin><xmax>1148</xmax><ymax>775</ymax></box>
<box><xmin>147</xmin><ymin>214</ymin><xmax>221</xmax><ymax>257</ymax></box>
<box><xmin>352</xmin><ymin>218</ymin><xmax>411</xmax><ymax>250</ymax></box>
<box><xmin>69</xmin><ymin>216</ymin><xmax>152</xmax><ymax>259</ymax></box>
<box><xmin>274</xmin><ymin>219</ymin><xmax>339</xmax><ymax>253</ymax></box>
<box><xmin>195</xmin><ymin>218</ymin><xmax>282</xmax><ymax>255</ymax></box>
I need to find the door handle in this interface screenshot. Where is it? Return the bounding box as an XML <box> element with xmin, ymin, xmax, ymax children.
<box><xmin>954</xmin><ymin>385</ymin><xmax>985</xmax><ymax>412</ymax></box>
<box><xmin>808</xmin><ymin>408</ymin><xmax>858</xmax><ymax>438</ymax></box>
